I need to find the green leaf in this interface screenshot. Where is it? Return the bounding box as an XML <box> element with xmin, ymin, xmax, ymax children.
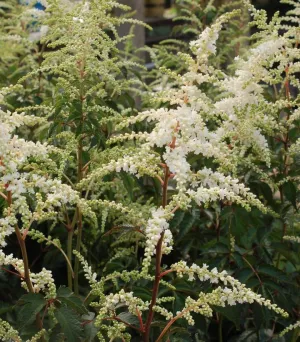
<box><xmin>170</xmin><ymin>330</ymin><xmax>193</xmax><ymax>341</ymax></box>
<box><xmin>120</xmin><ymin>172</ymin><xmax>136</xmax><ymax>201</ymax></box>
<box><xmin>173</xmin><ymin>292</ymin><xmax>186</xmax><ymax>315</ymax></box>
<box><xmin>233</xmin><ymin>329</ymin><xmax>257</xmax><ymax>342</ymax></box>
<box><xmin>282</xmin><ymin>181</ymin><xmax>297</xmax><ymax>209</ymax></box>
<box><xmin>256</xmin><ymin>265</ymin><xmax>291</xmax><ymax>283</ymax></box>
<box><xmin>252</xmin><ymin>302</ymin><xmax>265</xmax><ymax>329</ymax></box>
<box><xmin>57</xmin><ymin>286</ymin><xmax>88</xmax><ymax>315</ymax></box>
<box><xmin>272</xmin><ymin>244</ymin><xmax>299</xmax><ymax>268</ymax></box>
<box><xmin>17</xmin><ymin>293</ymin><xmax>46</xmax><ymax>329</ymax></box>
<box><xmin>172</xmin><ymin>278</ymin><xmax>194</xmax><ymax>293</ymax></box>
<box><xmin>82</xmin><ymin>312</ymin><xmax>98</xmax><ymax>342</ymax></box>
<box><xmin>235</xmin><ymin>268</ymin><xmax>253</xmax><ymax>283</ymax></box>
<box><xmin>117</xmin><ymin>312</ymin><xmax>140</xmax><ymax>327</ymax></box>
<box><xmin>170</xmin><ymin>210</ymin><xmax>185</xmax><ymax>229</ymax></box>
<box><xmin>259</xmin><ymin>182</ymin><xmax>274</xmax><ymax>205</ymax></box>
<box><xmin>133</xmin><ymin>286</ymin><xmax>152</xmax><ymax>302</ymax></box>
<box><xmin>221</xmin><ymin>206</ymin><xmax>249</xmax><ymax>238</ymax></box>
<box><xmin>259</xmin><ymin>328</ymin><xmax>285</xmax><ymax>341</ymax></box>
<box><xmin>49</xmin><ymin>325</ymin><xmax>65</xmax><ymax>342</ymax></box>
<box><xmin>232</xmin><ymin>252</ymin><xmax>245</xmax><ymax>268</ymax></box>
<box><xmin>177</xmin><ymin>211</ymin><xmax>197</xmax><ymax>240</ymax></box>
<box><xmin>214</xmin><ymin>304</ymin><xmax>244</xmax><ymax>329</ymax></box>
<box><xmin>54</xmin><ymin>304</ymin><xmax>83</xmax><ymax>342</ymax></box>
<box><xmin>0</xmin><ymin>301</ymin><xmax>12</xmax><ymax>315</ymax></box>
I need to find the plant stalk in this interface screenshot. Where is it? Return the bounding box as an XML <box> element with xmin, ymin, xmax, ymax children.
<box><xmin>74</xmin><ymin>139</ymin><xmax>83</xmax><ymax>295</ymax></box>
<box><xmin>74</xmin><ymin>207</ymin><xmax>83</xmax><ymax>295</ymax></box>
<box><xmin>143</xmin><ymin>166</ymin><xmax>169</xmax><ymax>342</ymax></box>
<box><xmin>73</xmin><ymin>58</ymin><xmax>85</xmax><ymax>295</ymax></box>
<box><xmin>218</xmin><ymin>314</ymin><xmax>223</xmax><ymax>342</ymax></box>
<box><xmin>67</xmin><ymin>229</ymin><xmax>74</xmax><ymax>290</ymax></box>
<box><xmin>7</xmin><ymin>191</ymin><xmax>44</xmax><ymax>338</ymax></box>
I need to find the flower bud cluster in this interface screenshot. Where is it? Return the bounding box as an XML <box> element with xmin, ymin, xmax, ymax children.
<box><xmin>280</xmin><ymin>321</ymin><xmax>300</xmax><ymax>337</ymax></box>
<box><xmin>171</xmin><ymin>261</ymin><xmax>288</xmax><ymax>318</ymax></box>
<box><xmin>80</xmin><ymin>149</ymin><xmax>161</xmax><ymax>190</ymax></box>
<box><xmin>21</xmin><ymin>268</ymin><xmax>56</xmax><ymax>299</ymax></box>
<box><xmin>0</xmin><ymin>319</ymin><xmax>21</xmax><ymax>342</ymax></box>
<box><xmin>95</xmin><ymin>289</ymin><xmax>149</xmax><ymax>329</ymax></box>
<box><xmin>142</xmin><ymin>208</ymin><xmax>173</xmax><ymax>271</ymax></box>
<box><xmin>0</xmin><ymin>109</ymin><xmax>96</xmax><ymax>250</ymax></box>
<box><xmin>179</xmin><ymin>295</ymin><xmax>213</xmax><ymax>325</ymax></box>
<box><xmin>89</xmin><ymin>199</ymin><xmax>147</xmax><ymax>227</ymax></box>
<box><xmin>26</xmin><ymin>329</ymin><xmax>46</xmax><ymax>342</ymax></box>
<box><xmin>0</xmin><ymin>250</ymin><xmax>21</xmax><ymax>268</ymax></box>
<box><xmin>153</xmin><ymin>305</ymin><xmax>174</xmax><ymax>320</ymax></box>
<box><xmin>73</xmin><ymin>250</ymin><xmax>97</xmax><ymax>285</ymax></box>
<box><xmin>283</xmin><ymin>235</ymin><xmax>300</xmax><ymax>244</ymax></box>
<box><xmin>0</xmin><ymin>214</ymin><xmax>17</xmax><ymax>248</ymax></box>
<box><xmin>230</xmin><ymin>235</ymin><xmax>235</xmax><ymax>253</ymax></box>
<box><xmin>190</xmin><ymin>26</ymin><xmax>219</xmax><ymax>60</ymax></box>
<box><xmin>97</xmin><ymin>321</ymin><xmax>131</xmax><ymax>342</ymax></box>
<box><xmin>187</xmin><ymin>168</ymin><xmax>267</xmax><ymax>212</ymax></box>
<box><xmin>1</xmin><ymin>249</ymin><xmax>56</xmax><ymax>298</ymax></box>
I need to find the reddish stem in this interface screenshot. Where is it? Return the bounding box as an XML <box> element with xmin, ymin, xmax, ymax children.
<box><xmin>160</xmin><ymin>269</ymin><xmax>174</xmax><ymax>278</ymax></box>
<box><xmin>105</xmin><ymin>316</ymin><xmax>141</xmax><ymax>332</ymax></box>
<box><xmin>144</xmin><ymin>166</ymin><xmax>170</xmax><ymax>341</ymax></box>
<box><xmin>0</xmin><ymin>266</ymin><xmax>23</xmax><ymax>279</ymax></box>
<box><xmin>136</xmin><ymin>308</ymin><xmax>145</xmax><ymax>332</ymax></box>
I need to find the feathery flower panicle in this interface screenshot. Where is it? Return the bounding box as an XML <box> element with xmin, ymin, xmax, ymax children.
<box><xmin>1</xmin><ymin>0</ymin><xmax>299</xmax><ymax>340</ymax></box>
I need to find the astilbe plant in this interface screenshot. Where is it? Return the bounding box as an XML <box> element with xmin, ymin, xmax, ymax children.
<box><xmin>76</xmin><ymin>6</ymin><xmax>300</xmax><ymax>341</ymax></box>
<box><xmin>0</xmin><ymin>0</ymin><xmax>149</xmax><ymax>340</ymax></box>
<box><xmin>18</xmin><ymin>0</ymin><xmax>150</xmax><ymax>296</ymax></box>
<box><xmin>0</xmin><ymin>0</ymin><xmax>299</xmax><ymax>341</ymax></box>
<box><xmin>0</xmin><ymin>105</ymin><xmax>96</xmax><ymax>341</ymax></box>
<box><xmin>147</xmin><ymin>1</ymin><xmax>300</xmax><ymax>339</ymax></box>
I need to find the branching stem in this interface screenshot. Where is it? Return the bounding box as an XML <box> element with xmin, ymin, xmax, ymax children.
<box><xmin>7</xmin><ymin>191</ymin><xmax>44</xmax><ymax>339</ymax></box>
<box><xmin>74</xmin><ymin>58</ymin><xmax>86</xmax><ymax>295</ymax></box>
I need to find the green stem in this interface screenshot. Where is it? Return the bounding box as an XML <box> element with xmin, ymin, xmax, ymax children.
<box><xmin>15</xmin><ymin>226</ymin><xmax>44</xmax><ymax>337</ymax></box>
<box><xmin>218</xmin><ymin>314</ymin><xmax>223</xmax><ymax>342</ymax></box>
<box><xmin>74</xmin><ymin>207</ymin><xmax>83</xmax><ymax>295</ymax></box>
<box><xmin>74</xmin><ymin>139</ymin><xmax>83</xmax><ymax>295</ymax></box>
<box><xmin>67</xmin><ymin>229</ymin><xmax>74</xmax><ymax>290</ymax></box>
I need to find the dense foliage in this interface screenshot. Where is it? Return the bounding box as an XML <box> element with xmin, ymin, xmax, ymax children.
<box><xmin>0</xmin><ymin>0</ymin><xmax>299</xmax><ymax>341</ymax></box>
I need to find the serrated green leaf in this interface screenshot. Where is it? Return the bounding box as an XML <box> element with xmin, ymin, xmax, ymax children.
<box><xmin>54</xmin><ymin>304</ymin><xmax>83</xmax><ymax>342</ymax></box>
<box><xmin>232</xmin><ymin>252</ymin><xmax>245</xmax><ymax>268</ymax></box>
<box><xmin>49</xmin><ymin>324</ymin><xmax>65</xmax><ymax>342</ymax></box>
<box><xmin>236</xmin><ymin>268</ymin><xmax>253</xmax><ymax>283</ymax></box>
<box><xmin>177</xmin><ymin>212</ymin><xmax>197</xmax><ymax>240</ymax></box>
<box><xmin>170</xmin><ymin>210</ymin><xmax>185</xmax><ymax>229</ymax></box>
<box><xmin>117</xmin><ymin>312</ymin><xmax>140</xmax><ymax>327</ymax></box>
<box><xmin>57</xmin><ymin>286</ymin><xmax>88</xmax><ymax>315</ymax></box>
<box><xmin>256</xmin><ymin>265</ymin><xmax>291</xmax><ymax>283</ymax></box>
<box><xmin>202</xmin><ymin>242</ymin><xmax>229</xmax><ymax>254</ymax></box>
<box><xmin>82</xmin><ymin>312</ymin><xmax>98</xmax><ymax>342</ymax></box>
<box><xmin>17</xmin><ymin>293</ymin><xmax>46</xmax><ymax>329</ymax></box>
<box><xmin>233</xmin><ymin>329</ymin><xmax>257</xmax><ymax>342</ymax></box>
